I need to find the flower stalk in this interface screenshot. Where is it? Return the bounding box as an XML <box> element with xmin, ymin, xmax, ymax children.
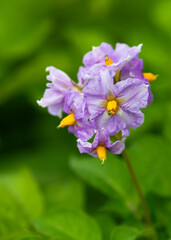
<box><xmin>122</xmin><ymin>148</ymin><xmax>157</xmax><ymax>240</ymax></box>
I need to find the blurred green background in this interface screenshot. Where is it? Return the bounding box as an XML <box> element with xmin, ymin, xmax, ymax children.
<box><xmin>0</xmin><ymin>0</ymin><xmax>171</xmax><ymax>239</ymax></box>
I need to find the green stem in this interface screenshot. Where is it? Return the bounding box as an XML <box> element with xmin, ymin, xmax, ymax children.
<box><xmin>122</xmin><ymin>148</ymin><xmax>157</xmax><ymax>240</ymax></box>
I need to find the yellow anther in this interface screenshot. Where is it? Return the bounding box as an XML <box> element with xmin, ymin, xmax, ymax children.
<box><xmin>96</xmin><ymin>146</ymin><xmax>107</xmax><ymax>164</ymax></box>
<box><xmin>105</xmin><ymin>55</ymin><xmax>113</xmax><ymax>65</ymax></box>
<box><xmin>143</xmin><ymin>73</ymin><xmax>158</xmax><ymax>82</ymax></box>
<box><xmin>106</xmin><ymin>100</ymin><xmax>118</xmax><ymax>114</ymax></box>
<box><xmin>57</xmin><ymin>113</ymin><xmax>76</xmax><ymax>128</ymax></box>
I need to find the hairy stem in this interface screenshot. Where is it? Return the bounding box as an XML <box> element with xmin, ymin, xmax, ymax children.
<box><xmin>122</xmin><ymin>148</ymin><xmax>157</xmax><ymax>240</ymax></box>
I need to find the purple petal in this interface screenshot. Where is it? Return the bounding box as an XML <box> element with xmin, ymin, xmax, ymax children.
<box><xmin>122</xmin><ymin>128</ymin><xmax>130</xmax><ymax>137</ymax></box>
<box><xmin>121</xmin><ymin>57</ymin><xmax>144</xmax><ymax>80</ymax></box>
<box><xmin>82</xmin><ymin>73</ymin><xmax>106</xmax><ymax>98</ymax></box>
<box><xmin>48</xmin><ymin>103</ymin><xmax>63</xmax><ymax>117</ymax></box>
<box><xmin>117</xmin><ymin>107</ymin><xmax>144</xmax><ymax>129</ymax></box>
<box><xmin>112</xmin><ymin>43</ymin><xmax>142</xmax><ymax>70</ymax></box>
<box><xmin>114</xmin><ymin>78</ymin><xmax>149</xmax><ymax>110</ymax></box>
<box><xmin>37</xmin><ymin>89</ymin><xmax>63</xmax><ymax>107</ymax></box>
<box><xmin>87</xmin><ymin>100</ymin><xmax>106</xmax><ymax>121</ymax></box>
<box><xmin>64</xmin><ymin>90</ymin><xmax>86</xmax><ymax>119</ymax></box>
<box><xmin>69</xmin><ymin>124</ymin><xmax>95</xmax><ymax>141</ymax></box>
<box><xmin>77</xmin><ymin>139</ymin><xmax>93</xmax><ymax>153</ymax></box>
<box><xmin>83</xmin><ymin>42</ymin><xmax>115</xmax><ymax>67</ymax></box>
<box><xmin>102</xmin><ymin>113</ymin><xmax>125</xmax><ymax>136</ymax></box>
<box><xmin>77</xmin><ymin>139</ymin><xmax>97</xmax><ymax>158</ymax></box>
<box><xmin>46</xmin><ymin>66</ymin><xmax>73</xmax><ymax>91</ymax></box>
<box><xmin>108</xmin><ymin>138</ymin><xmax>125</xmax><ymax>154</ymax></box>
<box><xmin>92</xmin><ymin>128</ymin><xmax>110</xmax><ymax>148</ymax></box>
<box><xmin>37</xmin><ymin>89</ymin><xmax>64</xmax><ymax>117</ymax></box>
<box><xmin>100</xmin><ymin>69</ymin><xmax>115</xmax><ymax>96</ymax></box>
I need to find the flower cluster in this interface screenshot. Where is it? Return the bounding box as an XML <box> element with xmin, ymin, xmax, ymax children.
<box><xmin>37</xmin><ymin>42</ymin><xmax>156</xmax><ymax>164</ymax></box>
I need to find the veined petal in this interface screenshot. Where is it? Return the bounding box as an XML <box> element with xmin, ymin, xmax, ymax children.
<box><xmin>114</xmin><ymin>78</ymin><xmax>149</xmax><ymax>110</ymax></box>
<box><xmin>37</xmin><ymin>89</ymin><xmax>63</xmax><ymax>107</ymax></box>
<box><xmin>92</xmin><ymin>128</ymin><xmax>110</xmax><ymax>148</ymax></box>
<box><xmin>77</xmin><ymin>139</ymin><xmax>93</xmax><ymax>153</ymax></box>
<box><xmin>69</xmin><ymin>125</ymin><xmax>95</xmax><ymax>141</ymax></box>
<box><xmin>102</xmin><ymin>113</ymin><xmax>125</xmax><ymax>135</ymax></box>
<box><xmin>112</xmin><ymin>43</ymin><xmax>142</xmax><ymax>70</ymax></box>
<box><xmin>118</xmin><ymin>107</ymin><xmax>144</xmax><ymax>129</ymax></box>
<box><xmin>108</xmin><ymin>138</ymin><xmax>125</xmax><ymax>154</ymax></box>
<box><xmin>83</xmin><ymin>42</ymin><xmax>115</xmax><ymax>67</ymax></box>
<box><xmin>100</xmin><ymin>69</ymin><xmax>115</xmax><ymax>96</ymax></box>
<box><xmin>121</xmin><ymin>57</ymin><xmax>144</xmax><ymax>80</ymax></box>
<box><xmin>77</xmin><ymin>139</ymin><xmax>97</xmax><ymax>158</ymax></box>
<box><xmin>64</xmin><ymin>90</ymin><xmax>86</xmax><ymax>119</ymax></box>
<box><xmin>95</xmin><ymin>110</ymin><xmax>110</xmax><ymax>129</ymax></box>
<box><xmin>46</xmin><ymin>66</ymin><xmax>72</xmax><ymax>89</ymax></box>
<box><xmin>48</xmin><ymin>103</ymin><xmax>63</xmax><ymax>117</ymax></box>
<box><xmin>83</xmin><ymin>74</ymin><xmax>106</xmax><ymax>98</ymax></box>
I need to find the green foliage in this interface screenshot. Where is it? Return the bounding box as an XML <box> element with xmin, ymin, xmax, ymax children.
<box><xmin>110</xmin><ymin>225</ymin><xmax>141</xmax><ymax>240</ymax></box>
<box><xmin>70</xmin><ymin>154</ymin><xmax>138</xmax><ymax>211</ymax></box>
<box><xmin>0</xmin><ymin>167</ymin><xmax>44</xmax><ymax>238</ymax></box>
<box><xmin>128</xmin><ymin>135</ymin><xmax>171</xmax><ymax>197</ymax></box>
<box><xmin>0</xmin><ymin>168</ymin><xmax>44</xmax><ymax>219</ymax></box>
<box><xmin>33</xmin><ymin>208</ymin><xmax>102</xmax><ymax>240</ymax></box>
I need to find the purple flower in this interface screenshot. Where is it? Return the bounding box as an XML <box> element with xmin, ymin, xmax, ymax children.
<box><xmin>82</xmin><ymin>42</ymin><xmax>142</xmax><ymax>72</ymax></box>
<box><xmin>83</xmin><ymin>68</ymin><xmax>149</xmax><ymax>136</ymax></box>
<box><xmin>120</xmin><ymin>56</ymin><xmax>153</xmax><ymax>105</ymax></box>
<box><xmin>78</xmin><ymin>42</ymin><xmax>147</xmax><ymax>90</ymax></box>
<box><xmin>83</xmin><ymin>42</ymin><xmax>115</xmax><ymax>67</ymax></box>
<box><xmin>78</xmin><ymin>43</ymin><xmax>154</xmax><ymax>106</ymax></box>
<box><xmin>58</xmin><ymin>89</ymin><xmax>95</xmax><ymax>141</ymax></box>
<box><xmin>77</xmin><ymin>128</ymin><xmax>125</xmax><ymax>164</ymax></box>
<box><xmin>37</xmin><ymin>66</ymin><xmax>79</xmax><ymax>117</ymax></box>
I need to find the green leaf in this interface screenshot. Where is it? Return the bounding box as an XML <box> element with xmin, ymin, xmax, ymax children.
<box><xmin>43</xmin><ymin>178</ymin><xmax>85</xmax><ymax>209</ymax></box>
<box><xmin>33</xmin><ymin>208</ymin><xmax>102</xmax><ymax>240</ymax></box>
<box><xmin>0</xmin><ymin>167</ymin><xmax>44</xmax><ymax>219</ymax></box>
<box><xmin>0</xmin><ymin>186</ymin><xmax>28</xmax><ymax>236</ymax></box>
<box><xmin>100</xmin><ymin>199</ymin><xmax>130</xmax><ymax>218</ymax></box>
<box><xmin>70</xmin><ymin>154</ymin><xmax>138</xmax><ymax>211</ymax></box>
<box><xmin>128</xmin><ymin>135</ymin><xmax>171</xmax><ymax>197</ymax></box>
<box><xmin>110</xmin><ymin>225</ymin><xmax>140</xmax><ymax>240</ymax></box>
<box><xmin>94</xmin><ymin>213</ymin><xmax>116</xmax><ymax>240</ymax></box>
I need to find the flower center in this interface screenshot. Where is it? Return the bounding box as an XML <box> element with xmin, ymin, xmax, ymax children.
<box><xmin>57</xmin><ymin>113</ymin><xmax>76</xmax><ymax>128</ymax></box>
<box><xmin>96</xmin><ymin>145</ymin><xmax>106</xmax><ymax>165</ymax></box>
<box><xmin>106</xmin><ymin>100</ymin><xmax>118</xmax><ymax>114</ymax></box>
<box><xmin>105</xmin><ymin>55</ymin><xmax>113</xmax><ymax>65</ymax></box>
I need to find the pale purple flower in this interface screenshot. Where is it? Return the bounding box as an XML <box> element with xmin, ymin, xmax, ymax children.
<box><xmin>77</xmin><ymin>128</ymin><xmax>125</xmax><ymax>160</ymax></box>
<box><xmin>82</xmin><ymin>68</ymin><xmax>149</xmax><ymax>136</ymax></box>
<box><xmin>82</xmin><ymin>42</ymin><xmax>142</xmax><ymax>72</ymax></box>
<box><xmin>120</xmin><ymin>56</ymin><xmax>153</xmax><ymax>104</ymax></box>
<box><xmin>63</xmin><ymin>89</ymin><xmax>95</xmax><ymax>141</ymax></box>
<box><xmin>37</xmin><ymin>66</ymin><xmax>78</xmax><ymax>117</ymax></box>
<box><xmin>83</xmin><ymin>42</ymin><xmax>115</xmax><ymax>67</ymax></box>
<box><xmin>78</xmin><ymin>43</ymin><xmax>154</xmax><ymax>105</ymax></box>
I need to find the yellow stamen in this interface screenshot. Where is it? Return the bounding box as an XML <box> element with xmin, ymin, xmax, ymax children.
<box><xmin>96</xmin><ymin>146</ymin><xmax>107</xmax><ymax>164</ymax></box>
<box><xmin>105</xmin><ymin>55</ymin><xmax>113</xmax><ymax>65</ymax></box>
<box><xmin>143</xmin><ymin>73</ymin><xmax>158</xmax><ymax>82</ymax></box>
<box><xmin>106</xmin><ymin>100</ymin><xmax>118</xmax><ymax>114</ymax></box>
<box><xmin>57</xmin><ymin>113</ymin><xmax>76</xmax><ymax>128</ymax></box>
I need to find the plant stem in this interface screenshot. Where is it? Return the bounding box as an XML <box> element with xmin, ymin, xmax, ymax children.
<box><xmin>122</xmin><ymin>148</ymin><xmax>157</xmax><ymax>240</ymax></box>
